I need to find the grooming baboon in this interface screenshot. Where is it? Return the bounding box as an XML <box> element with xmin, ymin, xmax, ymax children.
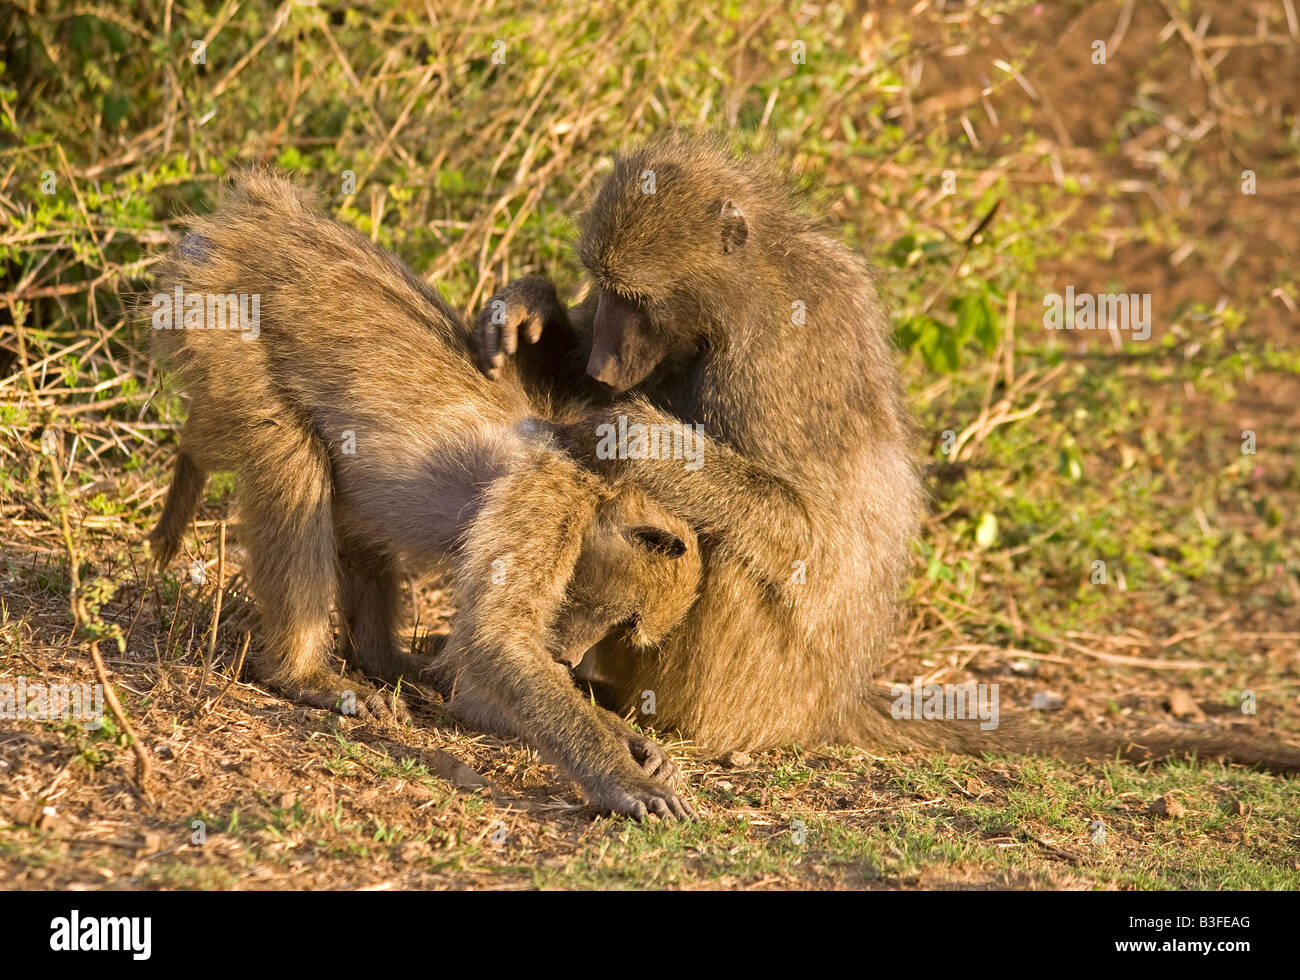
<box><xmin>148</xmin><ymin>171</ymin><xmax>699</xmax><ymax>817</ymax></box>
<box><xmin>475</xmin><ymin>131</ymin><xmax>1300</xmax><ymax>773</ymax></box>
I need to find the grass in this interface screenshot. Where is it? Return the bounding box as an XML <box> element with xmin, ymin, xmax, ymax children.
<box><xmin>1</xmin><ymin>0</ymin><xmax>1298</xmax><ymax>890</ymax></box>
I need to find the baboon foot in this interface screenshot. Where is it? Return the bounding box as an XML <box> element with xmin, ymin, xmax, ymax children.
<box><xmin>582</xmin><ymin>760</ymin><xmax>696</xmax><ymax>822</ymax></box>
<box><xmin>367</xmin><ymin>651</ymin><xmax>440</xmax><ymax>705</ymax></box>
<box><xmin>147</xmin><ymin>526</ymin><xmax>182</xmax><ymax>571</ymax></box>
<box><xmin>281</xmin><ymin>676</ymin><xmax>411</xmax><ymax>727</ymax></box>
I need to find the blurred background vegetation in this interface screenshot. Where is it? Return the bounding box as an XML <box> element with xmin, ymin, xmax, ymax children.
<box><xmin>1</xmin><ymin>0</ymin><xmax>1298</xmax><ymax>888</ymax></box>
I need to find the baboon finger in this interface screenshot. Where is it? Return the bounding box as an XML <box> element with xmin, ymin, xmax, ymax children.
<box><xmin>362</xmin><ymin>692</ymin><xmax>408</xmax><ymax>728</ymax></box>
<box><xmin>499</xmin><ymin>309</ymin><xmax>520</xmax><ymax>357</ymax></box>
<box><xmin>522</xmin><ymin>314</ymin><xmax>543</xmax><ymax>345</ymax></box>
<box><xmin>605</xmin><ymin>721</ymin><xmax>683</xmax><ymax>786</ymax></box>
<box><xmin>644</xmin><ymin>753</ymin><xmax>680</xmax><ymax>785</ymax></box>
<box><xmin>353</xmin><ymin>700</ymin><xmax>378</xmax><ymax>725</ymax></box>
<box><xmin>643</xmin><ymin>755</ymin><xmax>667</xmax><ymax>779</ymax></box>
<box><xmin>387</xmin><ymin>691</ymin><xmax>413</xmax><ymax>725</ymax></box>
<box><xmin>472</xmin><ymin>305</ymin><xmax>506</xmax><ymax>377</ymax></box>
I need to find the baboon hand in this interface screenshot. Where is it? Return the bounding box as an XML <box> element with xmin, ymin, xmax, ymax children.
<box><xmin>623</xmin><ymin>731</ymin><xmax>684</xmax><ymax>786</ymax></box>
<box><xmin>597</xmin><ymin>709</ymin><xmax>684</xmax><ymax>787</ymax></box>
<box><xmin>583</xmin><ymin>760</ymin><xmax>696</xmax><ymax>822</ymax></box>
<box><xmin>473</xmin><ymin>276</ymin><xmax>562</xmax><ymax>379</ymax></box>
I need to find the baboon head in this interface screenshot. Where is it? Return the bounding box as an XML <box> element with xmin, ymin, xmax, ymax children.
<box><xmin>550</xmin><ymin>486</ymin><xmax>701</xmax><ymax>667</ymax></box>
<box><xmin>576</xmin><ymin>133</ymin><xmax>782</xmax><ymax>391</ymax></box>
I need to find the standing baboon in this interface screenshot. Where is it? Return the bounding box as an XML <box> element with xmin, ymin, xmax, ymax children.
<box><xmin>148</xmin><ymin>172</ymin><xmax>698</xmax><ymax>817</ymax></box>
<box><xmin>475</xmin><ymin>132</ymin><xmax>1300</xmax><ymax>772</ymax></box>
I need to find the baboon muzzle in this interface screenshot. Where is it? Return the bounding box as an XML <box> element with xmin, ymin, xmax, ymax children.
<box><xmin>587</xmin><ymin>289</ymin><xmax>666</xmax><ymax>390</ymax></box>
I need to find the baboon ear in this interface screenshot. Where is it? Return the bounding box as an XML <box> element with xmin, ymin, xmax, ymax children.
<box><xmin>720</xmin><ymin>200</ymin><xmax>748</xmax><ymax>254</ymax></box>
<box><xmin>629</xmin><ymin>526</ymin><xmax>687</xmax><ymax>559</ymax></box>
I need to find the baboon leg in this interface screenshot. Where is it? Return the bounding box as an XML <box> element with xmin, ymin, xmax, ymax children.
<box><xmin>148</xmin><ymin>449</ymin><xmax>207</xmax><ymax>568</ymax></box>
<box><xmin>338</xmin><ymin>546</ymin><xmax>402</xmax><ymax>678</ymax></box>
<box><xmin>441</xmin><ymin>453</ymin><xmax>694</xmax><ymax>819</ymax></box>
<box><xmin>337</xmin><ymin>545</ymin><xmax>427</xmax><ymax>708</ymax></box>
<box><xmin>237</xmin><ymin>422</ymin><xmax>402</xmax><ymax>726</ymax></box>
<box><xmin>238</xmin><ymin>423</ymin><xmax>336</xmax><ymax>687</ymax></box>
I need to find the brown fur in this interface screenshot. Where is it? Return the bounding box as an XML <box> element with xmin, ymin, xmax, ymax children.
<box><xmin>476</xmin><ymin>131</ymin><xmax>1300</xmax><ymax>773</ymax></box>
<box><xmin>551</xmin><ymin>490</ymin><xmax>699</xmax><ymax>668</ymax></box>
<box><xmin>146</xmin><ymin>171</ymin><xmax>698</xmax><ymax>817</ymax></box>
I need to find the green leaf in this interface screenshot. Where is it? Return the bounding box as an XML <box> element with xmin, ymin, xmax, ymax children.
<box><xmin>956</xmin><ymin>292</ymin><xmax>999</xmax><ymax>353</ymax></box>
<box><xmin>894</xmin><ymin>313</ymin><xmax>940</xmax><ymax>354</ymax></box>
<box><xmin>103</xmin><ymin>94</ymin><xmax>129</xmax><ymax>129</ymax></box>
<box><xmin>921</xmin><ymin>323</ymin><xmax>961</xmax><ymax>373</ymax></box>
<box><xmin>1059</xmin><ymin>447</ymin><xmax>1084</xmax><ymax>481</ymax></box>
<box><xmin>886</xmin><ymin>233</ymin><xmax>917</xmax><ymax>267</ymax></box>
<box><xmin>926</xmin><ymin>557</ymin><xmax>955</xmax><ymax>582</ymax></box>
<box><xmin>69</xmin><ymin>16</ymin><xmax>94</xmax><ymax>52</ymax></box>
<box><xmin>276</xmin><ymin>147</ymin><xmax>306</xmax><ymax>171</ymax></box>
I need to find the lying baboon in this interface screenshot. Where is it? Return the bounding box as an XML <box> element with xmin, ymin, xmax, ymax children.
<box><xmin>147</xmin><ymin>171</ymin><xmax>698</xmax><ymax>818</ymax></box>
<box><xmin>475</xmin><ymin>131</ymin><xmax>1300</xmax><ymax>773</ymax></box>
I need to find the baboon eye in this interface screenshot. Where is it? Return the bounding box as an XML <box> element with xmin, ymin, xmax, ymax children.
<box><xmin>598</xmin><ymin>280</ymin><xmax>641</xmax><ymax>308</ymax></box>
<box><xmin>630</xmin><ymin>527</ymin><xmax>687</xmax><ymax>558</ymax></box>
<box><xmin>614</xmin><ymin>287</ymin><xmax>647</xmax><ymax>309</ymax></box>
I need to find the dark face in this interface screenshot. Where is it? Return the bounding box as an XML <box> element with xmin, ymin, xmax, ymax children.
<box><xmin>578</xmin><ymin>142</ymin><xmax>750</xmax><ymax>391</ymax></box>
<box><xmin>586</xmin><ymin>288</ymin><xmax>672</xmax><ymax>391</ymax></box>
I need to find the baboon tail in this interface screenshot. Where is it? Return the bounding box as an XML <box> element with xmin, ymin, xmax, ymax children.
<box><xmin>149</xmin><ymin>451</ymin><xmax>207</xmax><ymax>569</ymax></box>
<box><xmin>844</xmin><ymin>687</ymin><xmax>1300</xmax><ymax>774</ymax></box>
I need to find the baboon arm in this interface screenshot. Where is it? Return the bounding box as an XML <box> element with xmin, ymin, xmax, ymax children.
<box><xmin>589</xmin><ymin>399</ymin><xmax>815</xmax><ymax>579</ymax></box>
<box><xmin>441</xmin><ymin>452</ymin><xmax>691</xmax><ymax>818</ymax></box>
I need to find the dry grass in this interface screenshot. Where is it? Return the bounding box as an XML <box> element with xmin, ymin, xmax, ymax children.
<box><xmin>2</xmin><ymin>0</ymin><xmax>1299</xmax><ymax>889</ymax></box>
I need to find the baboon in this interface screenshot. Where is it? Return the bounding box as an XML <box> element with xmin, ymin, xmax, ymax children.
<box><xmin>475</xmin><ymin>131</ymin><xmax>1300</xmax><ymax>773</ymax></box>
<box><xmin>550</xmin><ymin>489</ymin><xmax>699</xmax><ymax>669</ymax></box>
<box><xmin>148</xmin><ymin>171</ymin><xmax>698</xmax><ymax>818</ymax></box>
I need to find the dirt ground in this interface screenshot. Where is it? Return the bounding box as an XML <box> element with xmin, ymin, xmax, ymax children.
<box><xmin>2</xmin><ymin>0</ymin><xmax>1298</xmax><ymax>889</ymax></box>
